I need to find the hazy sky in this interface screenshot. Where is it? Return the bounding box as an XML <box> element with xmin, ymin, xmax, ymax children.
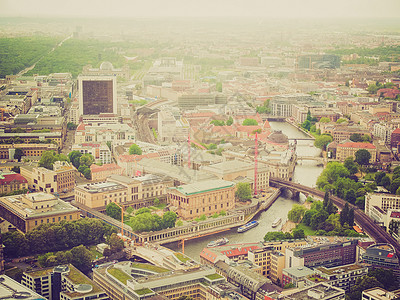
<box><xmin>1</xmin><ymin>0</ymin><xmax>400</xmax><ymax>18</ymax></box>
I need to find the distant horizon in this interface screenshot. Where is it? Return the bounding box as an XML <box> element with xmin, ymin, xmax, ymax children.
<box><xmin>1</xmin><ymin>0</ymin><xmax>400</xmax><ymax>19</ymax></box>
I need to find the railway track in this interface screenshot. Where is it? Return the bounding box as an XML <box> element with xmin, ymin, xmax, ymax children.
<box><xmin>270</xmin><ymin>177</ymin><xmax>400</xmax><ymax>256</ymax></box>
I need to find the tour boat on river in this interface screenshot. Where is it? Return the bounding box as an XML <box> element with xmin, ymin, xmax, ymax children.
<box><xmin>237</xmin><ymin>220</ymin><xmax>259</xmax><ymax>233</ymax></box>
<box><xmin>207</xmin><ymin>237</ymin><xmax>229</xmax><ymax>247</ymax></box>
<box><xmin>272</xmin><ymin>217</ymin><xmax>282</xmax><ymax>228</ymax></box>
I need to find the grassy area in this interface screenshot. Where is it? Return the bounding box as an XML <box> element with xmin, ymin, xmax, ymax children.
<box><xmin>88</xmin><ymin>245</ymin><xmax>103</xmax><ymax>260</ymax></box>
<box><xmin>149</xmin><ymin>203</ymin><xmax>166</xmax><ymax>210</ymax></box>
<box><xmin>205</xmin><ymin>273</ymin><xmax>223</xmax><ymax>280</ymax></box>
<box><xmin>174</xmin><ymin>253</ymin><xmax>191</xmax><ymax>263</ymax></box>
<box><xmin>294</xmin><ymin>223</ymin><xmax>317</xmax><ymax>236</ymax></box>
<box><xmin>131</xmin><ymin>263</ymin><xmax>169</xmax><ymax>273</ymax></box>
<box><xmin>107</xmin><ymin>267</ymin><xmax>133</xmax><ymax>284</ymax></box>
<box><xmin>134</xmin><ymin>288</ymin><xmax>153</xmax><ymax>295</ymax></box>
<box><xmin>308</xmin><ymin>276</ymin><xmax>325</xmax><ymax>282</ymax></box>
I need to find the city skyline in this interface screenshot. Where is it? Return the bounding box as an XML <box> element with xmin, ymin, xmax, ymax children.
<box><xmin>1</xmin><ymin>0</ymin><xmax>400</xmax><ymax>19</ymax></box>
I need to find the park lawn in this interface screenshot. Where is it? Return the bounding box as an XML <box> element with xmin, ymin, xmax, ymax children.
<box><xmin>88</xmin><ymin>245</ymin><xmax>103</xmax><ymax>260</ymax></box>
<box><xmin>107</xmin><ymin>267</ymin><xmax>133</xmax><ymax>284</ymax></box>
<box><xmin>131</xmin><ymin>262</ymin><xmax>169</xmax><ymax>273</ymax></box>
<box><xmin>174</xmin><ymin>253</ymin><xmax>190</xmax><ymax>263</ymax></box>
<box><xmin>294</xmin><ymin>223</ymin><xmax>317</xmax><ymax>236</ymax></box>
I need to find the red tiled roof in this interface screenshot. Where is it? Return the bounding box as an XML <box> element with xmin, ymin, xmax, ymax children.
<box><xmin>90</xmin><ymin>163</ymin><xmax>122</xmax><ymax>173</ymax></box>
<box><xmin>118</xmin><ymin>153</ymin><xmax>160</xmax><ymax>163</ymax></box>
<box><xmin>390</xmin><ymin>211</ymin><xmax>400</xmax><ymax>219</ymax></box>
<box><xmin>337</xmin><ymin>142</ymin><xmax>376</xmax><ymax>149</ymax></box>
<box><xmin>200</xmin><ymin>248</ymin><xmax>219</xmax><ymax>263</ymax></box>
<box><xmin>220</xmin><ymin>245</ymin><xmax>260</xmax><ymax>257</ymax></box>
<box><xmin>76</xmin><ymin>123</ymin><xmax>86</xmax><ymax>131</ymax></box>
<box><xmin>0</xmin><ymin>173</ymin><xmax>28</xmax><ymax>185</ymax></box>
<box><xmin>392</xmin><ymin>128</ymin><xmax>400</xmax><ymax>134</ymax></box>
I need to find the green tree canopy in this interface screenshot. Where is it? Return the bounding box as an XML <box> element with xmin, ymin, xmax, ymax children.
<box><xmin>13</xmin><ymin>148</ymin><xmax>24</xmax><ymax>162</ymax></box>
<box><xmin>354</xmin><ymin>149</ymin><xmax>371</xmax><ymax>166</ymax></box>
<box><xmin>314</xmin><ymin>135</ymin><xmax>333</xmax><ymax>150</ymax></box>
<box><xmin>242</xmin><ymin>119</ymin><xmax>258</xmax><ymax>126</ymax></box>
<box><xmin>68</xmin><ymin>151</ymin><xmax>82</xmax><ymax>169</ymax></box>
<box><xmin>343</xmin><ymin>157</ymin><xmax>358</xmax><ymax>175</ymax></box>
<box><xmin>79</xmin><ymin>154</ymin><xmax>94</xmax><ymax>168</ymax></box>
<box><xmin>106</xmin><ymin>202</ymin><xmax>122</xmax><ymax>220</ymax></box>
<box><xmin>288</xmin><ymin>204</ymin><xmax>307</xmax><ymax>223</ymax></box>
<box><xmin>319</xmin><ymin>117</ymin><xmax>331</xmax><ymax>123</ymax></box>
<box><xmin>226</xmin><ymin>117</ymin><xmax>234</xmax><ymax>126</ymax></box>
<box><xmin>39</xmin><ymin>151</ymin><xmax>69</xmax><ymax>170</ymax></box>
<box><xmin>129</xmin><ymin>144</ymin><xmax>142</xmax><ymax>155</ymax></box>
<box><xmin>210</xmin><ymin>120</ymin><xmax>225</xmax><ymax>126</ymax></box>
<box><xmin>235</xmin><ymin>182</ymin><xmax>252</xmax><ymax>201</ymax></box>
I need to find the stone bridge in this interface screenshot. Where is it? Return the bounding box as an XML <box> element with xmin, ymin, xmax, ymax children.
<box><xmin>269</xmin><ymin>177</ymin><xmax>400</xmax><ymax>256</ymax></box>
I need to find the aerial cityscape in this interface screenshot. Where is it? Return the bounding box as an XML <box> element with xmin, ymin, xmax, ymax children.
<box><xmin>1</xmin><ymin>1</ymin><xmax>400</xmax><ymax>300</ymax></box>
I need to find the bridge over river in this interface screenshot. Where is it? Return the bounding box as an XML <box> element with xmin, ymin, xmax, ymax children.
<box><xmin>270</xmin><ymin>177</ymin><xmax>400</xmax><ymax>256</ymax></box>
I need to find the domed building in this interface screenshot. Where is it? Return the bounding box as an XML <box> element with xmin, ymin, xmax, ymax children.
<box><xmin>82</xmin><ymin>61</ymin><xmax>130</xmax><ymax>80</ymax></box>
<box><xmin>267</xmin><ymin>130</ymin><xmax>289</xmax><ymax>145</ymax></box>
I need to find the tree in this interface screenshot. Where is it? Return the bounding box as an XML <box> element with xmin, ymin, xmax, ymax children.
<box><xmin>2</xmin><ymin>231</ymin><xmax>29</xmax><ymax>257</ymax></box>
<box><xmin>344</xmin><ymin>157</ymin><xmax>358</xmax><ymax>175</ymax></box>
<box><xmin>336</xmin><ymin>118</ymin><xmax>347</xmax><ymax>124</ymax></box>
<box><xmin>136</xmin><ymin>207</ymin><xmax>151</xmax><ymax>215</ymax></box>
<box><xmin>69</xmin><ymin>245</ymin><xmax>92</xmax><ymax>273</ymax></box>
<box><xmin>348</xmin><ymin>208</ymin><xmax>355</xmax><ymax>227</ymax></box>
<box><xmin>242</xmin><ymin>119</ymin><xmax>258</xmax><ymax>126</ymax></box>
<box><xmin>210</xmin><ymin>120</ymin><xmax>225</xmax><ymax>126</ymax></box>
<box><xmin>129</xmin><ymin>144</ymin><xmax>142</xmax><ymax>155</ymax></box>
<box><xmin>226</xmin><ymin>116</ymin><xmax>233</xmax><ymax>126</ymax></box>
<box><xmin>344</xmin><ymin>189</ymin><xmax>357</xmax><ymax>204</ymax></box>
<box><xmin>13</xmin><ymin>148</ymin><xmax>24</xmax><ymax>162</ymax></box>
<box><xmin>292</xmin><ymin>228</ymin><xmax>305</xmax><ymax>239</ymax></box>
<box><xmin>354</xmin><ymin>149</ymin><xmax>371</xmax><ymax>166</ymax></box>
<box><xmin>83</xmin><ymin>168</ymin><xmax>91</xmax><ymax>180</ymax></box>
<box><xmin>106</xmin><ymin>202</ymin><xmax>121</xmax><ymax>220</ymax></box>
<box><xmin>314</xmin><ymin>135</ymin><xmax>333</xmax><ymax>150</ymax></box>
<box><xmin>301</xmin><ymin>120</ymin><xmax>311</xmax><ymax>131</ymax></box>
<box><xmin>374</xmin><ymin>172</ymin><xmax>386</xmax><ymax>185</ymax></box>
<box><xmin>79</xmin><ymin>154</ymin><xmax>94</xmax><ymax>168</ymax></box>
<box><xmin>287</xmin><ymin>204</ymin><xmax>307</xmax><ymax>223</ymax></box>
<box><xmin>319</xmin><ymin>117</ymin><xmax>330</xmax><ymax>123</ymax></box>
<box><xmin>380</xmin><ymin>175</ymin><xmax>391</xmax><ymax>189</ymax></box>
<box><xmin>310</xmin><ymin>210</ymin><xmax>329</xmax><ymax>230</ymax></box>
<box><xmin>153</xmin><ymin>198</ymin><xmax>160</xmax><ymax>206</ymax></box>
<box><xmin>38</xmin><ymin>151</ymin><xmax>69</xmax><ymax>170</ymax></box>
<box><xmin>368</xmin><ymin>268</ymin><xmax>398</xmax><ymax>291</ymax></box>
<box><xmin>162</xmin><ymin>211</ymin><xmax>177</xmax><ymax>229</ymax></box>
<box><xmin>11</xmin><ymin>166</ymin><xmax>20</xmax><ymax>173</ymax></box>
<box><xmin>235</xmin><ymin>182</ymin><xmax>252</xmax><ymax>201</ymax></box>
<box><xmin>68</xmin><ymin>151</ymin><xmax>82</xmax><ymax>169</ymax></box>
<box><xmin>67</xmin><ymin>122</ymin><xmax>77</xmax><ymax>130</ymax></box>
<box><xmin>350</xmin><ymin>133</ymin><xmax>363</xmax><ymax>142</ymax></box>
<box><xmin>340</xmin><ymin>203</ymin><xmax>350</xmax><ymax>226</ymax></box>
<box><xmin>108</xmin><ymin>233</ymin><xmax>124</xmax><ymax>253</ymax></box>
<box><xmin>347</xmin><ymin>276</ymin><xmax>383</xmax><ymax>300</ymax></box>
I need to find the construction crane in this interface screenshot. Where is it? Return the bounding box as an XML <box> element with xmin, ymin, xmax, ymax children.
<box><xmin>254</xmin><ymin>132</ymin><xmax>258</xmax><ymax>196</ymax></box>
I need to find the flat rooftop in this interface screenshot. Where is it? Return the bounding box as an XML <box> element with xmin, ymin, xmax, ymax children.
<box><xmin>0</xmin><ymin>275</ymin><xmax>46</xmax><ymax>300</ymax></box>
<box><xmin>0</xmin><ymin>193</ymin><xmax>78</xmax><ymax>218</ymax></box>
<box><xmin>202</xmin><ymin>160</ymin><xmax>267</xmax><ymax>175</ymax></box>
<box><xmin>285</xmin><ymin>283</ymin><xmax>344</xmax><ymax>300</ymax></box>
<box><xmin>77</xmin><ymin>181</ymin><xmax>126</xmax><ymax>193</ymax></box>
<box><xmin>171</xmin><ymin>179</ymin><xmax>235</xmax><ymax>196</ymax></box>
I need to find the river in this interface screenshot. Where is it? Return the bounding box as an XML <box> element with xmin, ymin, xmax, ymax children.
<box><xmin>165</xmin><ymin>121</ymin><xmax>324</xmax><ymax>261</ymax></box>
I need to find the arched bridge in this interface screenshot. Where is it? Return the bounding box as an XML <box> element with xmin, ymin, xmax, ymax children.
<box><xmin>296</xmin><ymin>156</ymin><xmax>325</xmax><ymax>163</ymax></box>
<box><xmin>270</xmin><ymin>177</ymin><xmax>400</xmax><ymax>256</ymax></box>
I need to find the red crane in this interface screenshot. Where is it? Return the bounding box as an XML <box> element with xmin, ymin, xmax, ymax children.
<box><xmin>254</xmin><ymin>132</ymin><xmax>258</xmax><ymax>195</ymax></box>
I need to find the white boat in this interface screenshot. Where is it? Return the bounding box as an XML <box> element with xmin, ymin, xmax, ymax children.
<box><xmin>207</xmin><ymin>237</ymin><xmax>229</xmax><ymax>247</ymax></box>
<box><xmin>272</xmin><ymin>217</ymin><xmax>282</xmax><ymax>228</ymax></box>
<box><xmin>237</xmin><ymin>221</ymin><xmax>259</xmax><ymax>233</ymax></box>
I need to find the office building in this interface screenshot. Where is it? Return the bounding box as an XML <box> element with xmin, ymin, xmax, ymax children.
<box><xmin>167</xmin><ymin>179</ymin><xmax>235</xmax><ymax>219</ymax></box>
<box><xmin>0</xmin><ymin>143</ymin><xmax>57</xmax><ymax>160</ymax></box>
<box><xmin>0</xmin><ymin>275</ymin><xmax>46</xmax><ymax>300</ymax></box>
<box><xmin>93</xmin><ymin>261</ymin><xmax>236</xmax><ymax>300</ymax></box>
<box><xmin>362</xmin><ymin>287</ymin><xmax>400</xmax><ymax>300</ymax></box>
<box><xmin>0</xmin><ymin>192</ymin><xmax>80</xmax><ymax>232</ymax></box>
<box><xmin>283</xmin><ymin>282</ymin><xmax>345</xmax><ymax>300</ymax></box>
<box><xmin>365</xmin><ymin>193</ymin><xmax>400</xmax><ymax>218</ymax></box>
<box><xmin>362</xmin><ymin>243</ymin><xmax>399</xmax><ymax>269</ymax></box>
<box><xmin>282</xmin><ymin>266</ymin><xmax>315</xmax><ymax>288</ymax></box>
<box><xmin>285</xmin><ymin>239</ymin><xmax>358</xmax><ymax>269</ymax></box>
<box><xmin>297</xmin><ymin>54</ymin><xmax>340</xmax><ymax>69</ymax></box>
<box><xmin>22</xmin><ymin>264</ymin><xmax>108</xmax><ymax>300</ymax></box>
<box><xmin>78</xmin><ymin>76</ymin><xmax>117</xmax><ymax>116</ymax></box>
<box><xmin>20</xmin><ymin>161</ymin><xmax>75</xmax><ymax>194</ymax></box>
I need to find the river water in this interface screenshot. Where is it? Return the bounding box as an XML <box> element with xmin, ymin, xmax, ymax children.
<box><xmin>166</xmin><ymin>121</ymin><xmax>324</xmax><ymax>261</ymax></box>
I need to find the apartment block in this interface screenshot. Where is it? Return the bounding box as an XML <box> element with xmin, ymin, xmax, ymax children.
<box><xmin>336</xmin><ymin>142</ymin><xmax>376</xmax><ymax>163</ymax></box>
<box><xmin>21</xmin><ymin>161</ymin><xmax>75</xmax><ymax>194</ymax></box>
<box><xmin>22</xmin><ymin>264</ymin><xmax>108</xmax><ymax>300</ymax></box>
<box><xmin>365</xmin><ymin>193</ymin><xmax>400</xmax><ymax>217</ymax></box>
<box><xmin>0</xmin><ymin>143</ymin><xmax>57</xmax><ymax>160</ymax></box>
